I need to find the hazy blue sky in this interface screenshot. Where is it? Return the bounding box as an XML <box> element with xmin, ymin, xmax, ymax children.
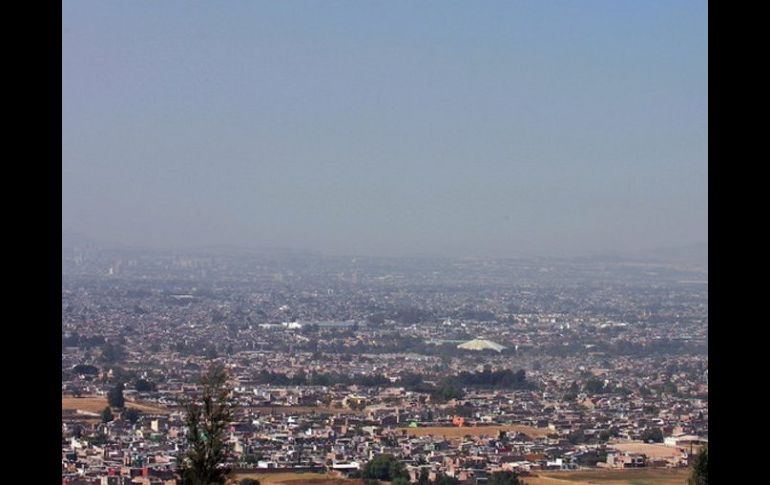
<box><xmin>63</xmin><ymin>1</ymin><xmax>707</xmax><ymax>258</ymax></box>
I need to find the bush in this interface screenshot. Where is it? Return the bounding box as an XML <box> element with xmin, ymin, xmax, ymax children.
<box><xmin>488</xmin><ymin>471</ymin><xmax>523</xmax><ymax>485</ymax></box>
<box><xmin>101</xmin><ymin>406</ymin><xmax>114</xmax><ymax>423</ymax></box>
<box><xmin>640</xmin><ymin>427</ymin><xmax>664</xmax><ymax>443</ymax></box>
<box><xmin>122</xmin><ymin>408</ymin><xmax>141</xmax><ymax>424</ymax></box>
<box><xmin>435</xmin><ymin>473</ymin><xmax>460</xmax><ymax>485</ymax></box>
<box><xmin>363</xmin><ymin>455</ymin><xmax>408</xmax><ymax>482</ymax></box>
<box><xmin>134</xmin><ymin>378</ymin><xmax>156</xmax><ymax>392</ymax></box>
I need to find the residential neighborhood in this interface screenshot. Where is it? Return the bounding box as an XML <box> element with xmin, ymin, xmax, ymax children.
<box><xmin>62</xmin><ymin>249</ymin><xmax>707</xmax><ymax>485</ymax></box>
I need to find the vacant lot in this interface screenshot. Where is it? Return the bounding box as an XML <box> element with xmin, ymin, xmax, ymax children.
<box><xmin>62</xmin><ymin>396</ymin><xmax>170</xmax><ymax>414</ymax></box>
<box><xmin>610</xmin><ymin>443</ymin><xmax>682</xmax><ymax>460</ymax></box>
<box><xmin>232</xmin><ymin>472</ymin><xmax>361</xmax><ymax>485</ymax></box>
<box><xmin>524</xmin><ymin>468</ymin><xmax>690</xmax><ymax>485</ymax></box>
<box><xmin>404</xmin><ymin>424</ymin><xmax>550</xmax><ymax>439</ymax></box>
<box><xmin>248</xmin><ymin>406</ymin><xmax>365</xmax><ymax>416</ymax></box>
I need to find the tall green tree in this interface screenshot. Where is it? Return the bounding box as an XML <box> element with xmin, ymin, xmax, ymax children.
<box><xmin>179</xmin><ymin>364</ymin><xmax>235</xmax><ymax>485</ymax></box>
<box><xmin>101</xmin><ymin>406</ymin><xmax>114</xmax><ymax>423</ymax></box>
<box><xmin>688</xmin><ymin>444</ymin><xmax>708</xmax><ymax>485</ymax></box>
<box><xmin>108</xmin><ymin>382</ymin><xmax>125</xmax><ymax>409</ymax></box>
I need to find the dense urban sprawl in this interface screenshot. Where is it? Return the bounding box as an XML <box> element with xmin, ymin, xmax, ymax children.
<box><xmin>62</xmin><ymin>247</ymin><xmax>707</xmax><ymax>485</ymax></box>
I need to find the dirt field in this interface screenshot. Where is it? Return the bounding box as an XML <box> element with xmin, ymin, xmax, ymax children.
<box><xmin>523</xmin><ymin>468</ymin><xmax>690</xmax><ymax>485</ymax></box>
<box><xmin>62</xmin><ymin>396</ymin><xmax>170</xmax><ymax>414</ymax></box>
<box><xmin>404</xmin><ymin>424</ymin><xmax>551</xmax><ymax>439</ymax></box>
<box><xmin>609</xmin><ymin>444</ymin><xmax>682</xmax><ymax>460</ymax></box>
<box><xmin>248</xmin><ymin>406</ymin><xmax>365</xmax><ymax>416</ymax></box>
<box><xmin>232</xmin><ymin>472</ymin><xmax>360</xmax><ymax>485</ymax></box>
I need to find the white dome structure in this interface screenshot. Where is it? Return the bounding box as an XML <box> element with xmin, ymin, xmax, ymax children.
<box><xmin>457</xmin><ymin>338</ymin><xmax>506</xmax><ymax>352</ymax></box>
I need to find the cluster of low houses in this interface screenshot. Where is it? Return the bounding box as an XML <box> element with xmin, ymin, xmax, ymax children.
<box><xmin>63</xmin><ymin>381</ymin><xmax>707</xmax><ymax>485</ymax></box>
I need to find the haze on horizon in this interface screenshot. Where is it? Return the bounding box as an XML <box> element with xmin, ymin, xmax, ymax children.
<box><xmin>62</xmin><ymin>1</ymin><xmax>707</xmax><ymax>259</ymax></box>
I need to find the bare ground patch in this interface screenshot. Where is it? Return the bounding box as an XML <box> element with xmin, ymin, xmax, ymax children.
<box><xmin>231</xmin><ymin>472</ymin><xmax>361</xmax><ymax>485</ymax></box>
<box><xmin>524</xmin><ymin>468</ymin><xmax>690</xmax><ymax>485</ymax></box>
<box><xmin>62</xmin><ymin>395</ymin><xmax>170</xmax><ymax>415</ymax></box>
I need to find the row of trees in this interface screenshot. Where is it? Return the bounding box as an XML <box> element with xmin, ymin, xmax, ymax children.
<box><xmin>101</xmin><ymin>406</ymin><xmax>141</xmax><ymax>424</ymax></box>
<box><xmin>447</xmin><ymin>367</ymin><xmax>531</xmax><ymax>389</ymax></box>
<box><xmin>253</xmin><ymin>370</ymin><xmax>391</xmax><ymax>387</ymax></box>
<box><xmin>62</xmin><ymin>332</ymin><xmax>106</xmax><ymax>349</ymax></box>
<box><xmin>252</xmin><ymin>367</ymin><xmax>532</xmax><ymax>394</ymax></box>
<box><xmin>538</xmin><ymin>338</ymin><xmax>706</xmax><ymax>358</ymax></box>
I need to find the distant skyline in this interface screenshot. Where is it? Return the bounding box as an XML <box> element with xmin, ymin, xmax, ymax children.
<box><xmin>63</xmin><ymin>1</ymin><xmax>707</xmax><ymax>259</ymax></box>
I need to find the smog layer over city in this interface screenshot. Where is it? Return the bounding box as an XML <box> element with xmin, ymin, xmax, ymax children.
<box><xmin>62</xmin><ymin>2</ymin><xmax>707</xmax><ymax>485</ymax></box>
